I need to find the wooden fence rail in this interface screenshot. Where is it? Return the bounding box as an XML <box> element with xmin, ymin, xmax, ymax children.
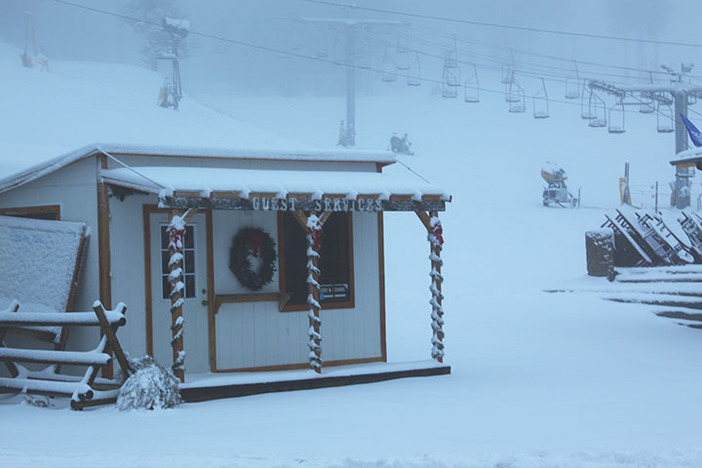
<box><xmin>0</xmin><ymin>300</ymin><xmax>131</xmax><ymax>410</ymax></box>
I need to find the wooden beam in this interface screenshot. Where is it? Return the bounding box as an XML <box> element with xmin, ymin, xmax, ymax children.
<box><xmin>209</xmin><ymin>190</ymin><xmax>240</xmax><ymax>199</ymax></box>
<box><xmin>173</xmin><ymin>190</ymin><xmax>203</xmax><ymax>198</ymax></box>
<box><xmin>0</xmin><ymin>302</ymin><xmax>19</xmax><ymax>378</ymax></box>
<box><xmin>416</xmin><ymin>210</ymin><xmax>431</xmax><ymax>231</ymax></box>
<box><xmin>163</xmin><ymin>196</ymin><xmax>446</xmax><ymax>212</ymax></box>
<box><xmin>93</xmin><ymin>302</ymin><xmax>132</xmax><ymax>376</ymax></box>
<box><xmin>291</xmin><ymin>210</ymin><xmax>310</xmax><ymax>233</ymax></box>
<box><xmin>377</xmin><ymin>212</ymin><xmax>387</xmax><ymax>362</ymax></box>
<box><xmin>181</xmin><ymin>364</ymin><xmax>451</xmax><ymax>402</ymax></box>
<box><xmin>206</xmin><ymin>210</ymin><xmax>216</xmax><ymax>372</ymax></box>
<box><xmin>143</xmin><ymin>206</ymin><xmax>154</xmax><ymax>358</ymax></box>
<box><xmin>96</xmin><ymin>153</ymin><xmax>113</xmax><ymax>379</ymax></box>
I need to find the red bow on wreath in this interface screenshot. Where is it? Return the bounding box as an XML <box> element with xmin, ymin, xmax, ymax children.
<box><xmin>250</xmin><ymin>229</ymin><xmax>263</xmax><ymax>257</ymax></box>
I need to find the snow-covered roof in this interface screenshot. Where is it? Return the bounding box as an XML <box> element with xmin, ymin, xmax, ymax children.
<box><xmin>101</xmin><ymin>165</ymin><xmax>451</xmax><ymax>203</ymax></box>
<box><xmin>0</xmin><ymin>143</ymin><xmax>398</xmax><ymax>194</ymax></box>
<box><xmin>670</xmin><ymin>146</ymin><xmax>702</xmax><ymax>166</ymax></box>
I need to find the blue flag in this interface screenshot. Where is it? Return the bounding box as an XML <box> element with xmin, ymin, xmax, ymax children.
<box><xmin>681</xmin><ymin>114</ymin><xmax>702</xmax><ymax>147</ymax></box>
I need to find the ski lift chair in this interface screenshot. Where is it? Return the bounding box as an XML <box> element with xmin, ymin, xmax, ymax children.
<box><xmin>354</xmin><ymin>35</ymin><xmax>371</xmax><ymax>70</ymax></box>
<box><xmin>407</xmin><ymin>50</ymin><xmax>421</xmax><ymax>87</ymax></box>
<box><xmin>580</xmin><ymin>83</ymin><xmax>595</xmax><ymax>119</ymax></box>
<box><xmin>588</xmin><ymin>91</ymin><xmax>607</xmax><ymax>128</ymax></box>
<box><xmin>688</xmin><ymin>92</ymin><xmax>698</xmax><ymax>106</ymax></box>
<box><xmin>331</xmin><ymin>30</ymin><xmax>346</xmax><ymax>65</ymax></box>
<box><xmin>315</xmin><ymin>26</ymin><xmax>330</xmax><ymax>58</ymax></box>
<box><xmin>442</xmin><ymin>64</ymin><xmax>460</xmax><ymax>98</ymax></box>
<box><xmin>508</xmin><ymin>79</ymin><xmax>526</xmax><ymax>113</ymax></box>
<box><xmin>501</xmin><ymin>62</ymin><xmax>514</xmax><ymax>84</ymax></box>
<box><xmin>608</xmin><ymin>103</ymin><xmax>625</xmax><ymax>133</ymax></box>
<box><xmin>656</xmin><ymin>100</ymin><xmax>674</xmax><ymax>133</ymax></box>
<box><xmin>444</xmin><ymin>36</ymin><xmax>458</xmax><ymax>69</ymax></box>
<box><xmin>533</xmin><ymin>78</ymin><xmax>549</xmax><ymax>119</ymax></box>
<box><xmin>639</xmin><ymin>91</ymin><xmax>655</xmax><ymax>114</ymax></box>
<box><xmin>463</xmin><ymin>64</ymin><xmax>479</xmax><ymax>103</ymax></box>
<box><xmin>382</xmin><ymin>47</ymin><xmax>397</xmax><ymax>82</ymax></box>
<box><xmin>565</xmin><ymin>61</ymin><xmax>580</xmax><ymax>99</ymax></box>
<box><xmin>290</xmin><ymin>20</ymin><xmax>304</xmax><ymax>51</ymax></box>
<box><xmin>395</xmin><ymin>38</ymin><xmax>410</xmax><ymax>71</ymax></box>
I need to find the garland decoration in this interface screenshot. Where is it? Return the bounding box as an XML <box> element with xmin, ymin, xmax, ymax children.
<box><xmin>167</xmin><ymin>210</ymin><xmax>191</xmax><ymax>380</ymax></box>
<box><xmin>229</xmin><ymin>227</ymin><xmax>277</xmax><ymax>291</ymax></box>
<box><xmin>428</xmin><ymin>214</ymin><xmax>445</xmax><ymax>362</ymax></box>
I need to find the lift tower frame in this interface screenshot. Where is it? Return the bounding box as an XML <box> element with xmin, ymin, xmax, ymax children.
<box><xmin>589</xmin><ymin>67</ymin><xmax>702</xmax><ymax>209</ymax></box>
<box><xmin>300</xmin><ymin>17</ymin><xmax>403</xmax><ymax>146</ymax></box>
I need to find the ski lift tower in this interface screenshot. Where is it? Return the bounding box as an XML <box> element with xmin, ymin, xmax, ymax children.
<box><xmin>300</xmin><ymin>16</ymin><xmax>403</xmax><ymax>146</ymax></box>
<box><xmin>589</xmin><ymin>63</ymin><xmax>702</xmax><ymax>208</ymax></box>
<box><xmin>158</xmin><ymin>16</ymin><xmax>189</xmax><ymax>110</ymax></box>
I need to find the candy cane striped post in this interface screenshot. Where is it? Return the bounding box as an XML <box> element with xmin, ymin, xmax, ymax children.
<box><xmin>416</xmin><ymin>211</ymin><xmax>445</xmax><ymax>363</ymax></box>
<box><xmin>292</xmin><ymin>211</ymin><xmax>331</xmax><ymax>373</ymax></box>
<box><xmin>167</xmin><ymin>209</ymin><xmax>193</xmax><ymax>382</ymax></box>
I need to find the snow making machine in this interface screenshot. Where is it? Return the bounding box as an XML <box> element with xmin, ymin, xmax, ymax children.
<box><xmin>542</xmin><ymin>162</ymin><xmax>579</xmax><ymax>207</ymax></box>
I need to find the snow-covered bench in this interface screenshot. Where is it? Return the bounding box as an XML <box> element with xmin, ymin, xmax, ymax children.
<box><xmin>0</xmin><ymin>300</ymin><xmax>132</xmax><ymax>410</ymax></box>
<box><xmin>0</xmin><ymin>215</ymin><xmax>89</xmax><ymax>346</ymax></box>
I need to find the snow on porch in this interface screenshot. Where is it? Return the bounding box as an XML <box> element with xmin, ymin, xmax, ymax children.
<box><xmin>179</xmin><ymin>360</ymin><xmax>451</xmax><ymax>402</ymax></box>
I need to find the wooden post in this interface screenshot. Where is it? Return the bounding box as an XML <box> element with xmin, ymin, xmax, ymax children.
<box><xmin>168</xmin><ymin>209</ymin><xmax>193</xmax><ymax>382</ymax></box>
<box><xmin>0</xmin><ymin>301</ymin><xmax>20</xmax><ymax>377</ymax></box>
<box><xmin>96</xmin><ymin>153</ymin><xmax>114</xmax><ymax>378</ymax></box>
<box><xmin>292</xmin><ymin>211</ymin><xmax>330</xmax><ymax>373</ymax></box>
<box><xmin>92</xmin><ymin>302</ymin><xmax>132</xmax><ymax>377</ymax></box>
<box><xmin>416</xmin><ymin>211</ymin><xmax>445</xmax><ymax>363</ymax></box>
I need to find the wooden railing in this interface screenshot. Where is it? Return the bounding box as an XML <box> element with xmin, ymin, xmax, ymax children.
<box><xmin>0</xmin><ymin>300</ymin><xmax>131</xmax><ymax>410</ymax></box>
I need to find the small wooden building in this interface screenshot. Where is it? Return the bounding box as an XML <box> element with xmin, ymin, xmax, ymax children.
<box><xmin>0</xmin><ymin>144</ymin><xmax>451</xmax><ymax>396</ymax></box>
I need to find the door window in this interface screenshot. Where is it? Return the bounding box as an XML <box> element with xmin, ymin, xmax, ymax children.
<box><xmin>160</xmin><ymin>224</ymin><xmax>196</xmax><ymax>300</ymax></box>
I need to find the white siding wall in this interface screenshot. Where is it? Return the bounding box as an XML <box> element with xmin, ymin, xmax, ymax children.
<box><xmin>0</xmin><ymin>154</ymin><xmax>385</xmax><ymax>374</ymax></box>
<box><xmin>107</xmin><ymin>192</ymin><xmax>158</xmax><ymax>360</ymax></box>
<box><xmin>212</xmin><ymin>211</ymin><xmax>382</xmax><ymax>370</ymax></box>
<box><xmin>322</xmin><ymin>212</ymin><xmax>382</xmax><ymax>363</ymax></box>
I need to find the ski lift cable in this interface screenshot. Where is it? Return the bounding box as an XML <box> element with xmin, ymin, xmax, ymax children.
<box><xmin>53</xmin><ymin>0</ymin><xmax>679</xmax><ymax>94</ymax></box>
<box><xmin>378</xmin><ymin>28</ymin><xmax>685</xmax><ymax>85</ymax></box>
<box><xmin>47</xmin><ymin>0</ymin><xmax>652</xmax><ymax>112</ymax></box>
<box><xmin>393</xmin><ymin>157</ymin><xmax>432</xmax><ymax>185</ymax></box>
<box><xmin>368</xmin><ymin>31</ymin><xmax>671</xmax><ymax>85</ymax></box>
<box><xmin>405</xmin><ymin>23</ymin><xmax>686</xmax><ymax>79</ymax></box>
<box><xmin>96</xmin><ymin>147</ymin><xmax>168</xmax><ymax>190</ymax></box>
<box><xmin>299</xmin><ymin>0</ymin><xmax>702</xmax><ymax>49</ymax></box>
<box><xmin>374</xmin><ymin>23</ymin><xmax>702</xmax><ymax>83</ymax></box>
<box><xmin>37</xmin><ymin>0</ymin><xmax>539</xmax><ymax>101</ymax></box>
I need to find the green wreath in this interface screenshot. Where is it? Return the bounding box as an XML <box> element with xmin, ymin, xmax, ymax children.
<box><xmin>229</xmin><ymin>227</ymin><xmax>277</xmax><ymax>291</ymax></box>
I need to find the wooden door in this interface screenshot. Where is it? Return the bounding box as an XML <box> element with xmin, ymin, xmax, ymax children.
<box><xmin>149</xmin><ymin>212</ymin><xmax>210</xmax><ymax>374</ymax></box>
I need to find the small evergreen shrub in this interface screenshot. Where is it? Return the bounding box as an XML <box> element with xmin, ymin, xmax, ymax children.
<box><xmin>116</xmin><ymin>356</ymin><xmax>182</xmax><ymax>410</ymax></box>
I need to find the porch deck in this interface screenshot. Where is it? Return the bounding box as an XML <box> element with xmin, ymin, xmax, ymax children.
<box><xmin>180</xmin><ymin>360</ymin><xmax>451</xmax><ymax>403</ymax></box>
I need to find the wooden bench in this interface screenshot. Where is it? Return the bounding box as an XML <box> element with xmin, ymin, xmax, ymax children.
<box><xmin>603</xmin><ymin>213</ymin><xmax>653</xmax><ymax>266</ymax></box>
<box><xmin>0</xmin><ymin>300</ymin><xmax>131</xmax><ymax>410</ymax></box>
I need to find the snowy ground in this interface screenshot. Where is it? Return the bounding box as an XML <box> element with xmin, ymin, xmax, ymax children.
<box><xmin>3</xmin><ymin>45</ymin><xmax>702</xmax><ymax>467</ymax></box>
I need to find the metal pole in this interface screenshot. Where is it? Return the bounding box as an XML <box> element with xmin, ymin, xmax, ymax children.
<box><xmin>655</xmin><ymin>181</ymin><xmax>659</xmax><ymax>212</ymax></box>
<box><xmin>346</xmin><ymin>25</ymin><xmax>356</xmax><ymax>146</ymax></box>
<box><xmin>674</xmin><ymin>90</ymin><xmax>690</xmax><ymax>208</ymax></box>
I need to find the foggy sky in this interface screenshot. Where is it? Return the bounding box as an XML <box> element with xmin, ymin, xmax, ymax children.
<box><xmin>1</xmin><ymin>0</ymin><xmax>699</xmax><ymax>96</ymax></box>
